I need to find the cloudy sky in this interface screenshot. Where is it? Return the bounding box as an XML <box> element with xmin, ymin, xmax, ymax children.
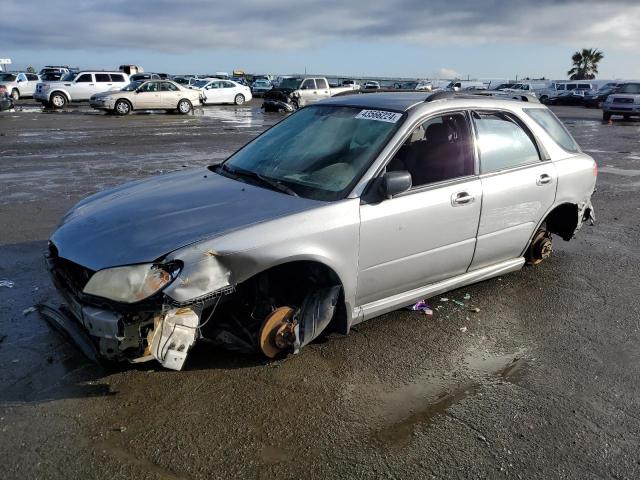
<box><xmin>2</xmin><ymin>0</ymin><xmax>639</xmax><ymax>79</ymax></box>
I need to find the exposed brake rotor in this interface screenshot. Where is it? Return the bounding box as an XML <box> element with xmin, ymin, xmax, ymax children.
<box><xmin>258</xmin><ymin>306</ymin><xmax>297</xmax><ymax>358</ymax></box>
<box><xmin>527</xmin><ymin>230</ymin><xmax>553</xmax><ymax>265</ymax></box>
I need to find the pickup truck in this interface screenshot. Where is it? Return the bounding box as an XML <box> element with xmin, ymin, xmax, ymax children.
<box><xmin>263</xmin><ymin>77</ymin><xmax>352</xmax><ymax>112</ymax></box>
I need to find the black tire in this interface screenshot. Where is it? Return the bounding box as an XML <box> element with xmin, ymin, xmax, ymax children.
<box><xmin>539</xmin><ymin>95</ymin><xmax>548</xmax><ymax>104</ymax></box>
<box><xmin>234</xmin><ymin>94</ymin><xmax>245</xmax><ymax>105</ymax></box>
<box><xmin>114</xmin><ymin>99</ymin><xmax>132</xmax><ymax>116</ymax></box>
<box><xmin>603</xmin><ymin>112</ymin><xmax>612</xmax><ymax>122</ymax></box>
<box><xmin>177</xmin><ymin>99</ymin><xmax>192</xmax><ymax>114</ymax></box>
<box><xmin>50</xmin><ymin>92</ymin><xmax>67</xmax><ymax>109</ymax></box>
<box><xmin>291</xmin><ymin>100</ymin><xmax>299</xmax><ymax>110</ymax></box>
<box><xmin>11</xmin><ymin>89</ymin><xmax>20</xmax><ymax>101</ymax></box>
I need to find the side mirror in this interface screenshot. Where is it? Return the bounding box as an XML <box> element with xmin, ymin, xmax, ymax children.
<box><xmin>381</xmin><ymin>171</ymin><xmax>412</xmax><ymax>199</ymax></box>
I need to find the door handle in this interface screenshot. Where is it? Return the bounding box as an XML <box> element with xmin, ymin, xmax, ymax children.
<box><xmin>452</xmin><ymin>191</ymin><xmax>475</xmax><ymax>206</ymax></box>
<box><xmin>536</xmin><ymin>173</ymin><xmax>552</xmax><ymax>186</ymax></box>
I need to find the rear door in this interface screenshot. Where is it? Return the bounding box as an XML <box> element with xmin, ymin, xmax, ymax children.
<box><xmin>357</xmin><ymin>111</ymin><xmax>481</xmax><ymax>306</ymax></box>
<box><xmin>159</xmin><ymin>81</ymin><xmax>181</xmax><ymax>108</ymax></box>
<box><xmin>25</xmin><ymin>74</ymin><xmax>39</xmax><ymax>95</ymax></box>
<box><xmin>315</xmin><ymin>78</ymin><xmax>331</xmax><ymax>100</ymax></box>
<box><xmin>94</xmin><ymin>73</ymin><xmax>113</xmax><ymax>94</ymax></box>
<box><xmin>469</xmin><ymin>110</ymin><xmax>557</xmax><ymax>270</ymax></box>
<box><xmin>134</xmin><ymin>81</ymin><xmax>162</xmax><ymax>108</ymax></box>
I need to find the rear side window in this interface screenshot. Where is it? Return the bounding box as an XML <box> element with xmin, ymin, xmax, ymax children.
<box><xmin>76</xmin><ymin>74</ymin><xmax>93</xmax><ymax>83</ymax></box>
<box><xmin>110</xmin><ymin>74</ymin><xmax>125</xmax><ymax>82</ymax></box>
<box><xmin>473</xmin><ymin>112</ymin><xmax>541</xmax><ymax>173</ymax></box>
<box><xmin>95</xmin><ymin>74</ymin><xmax>111</xmax><ymax>82</ymax></box>
<box><xmin>524</xmin><ymin>108</ymin><xmax>580</xmax><ymax>153</ymax></box>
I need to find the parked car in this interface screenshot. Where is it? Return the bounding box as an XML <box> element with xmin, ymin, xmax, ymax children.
<box><xmin>39</xmin><ymin>66</ymin><xmax>74</xmax><ymax>82</ymax></box>
<box><xmin>34</xmin><ymin>71</ymin><xmax>130</xmax><ymax>108</ymax></box>
<box><xmin>171</xmin><ymin>76</ymin><xmax>191</xmax><ymax>85</ymax></box>
<box><xmin>492</xmin><ymin>83</ymin><xmax>516</xmax><ymax>91</ymax></box>
<box><xmin>0</xmin><ymin>86</ymin><xmax>14</xmax><ymax>111</ymax></box>
<box><xmin>602</xmin><ymin>82</ymin><xmax>640</xmax><ymax>121</ymax></box>
<box><xmin>190</xmin><ymin>78</ymin><xmax>252</xmax><ymax>105</ymax></box>
<box><xmin>502</xmin><ymin>82</ymin><xmax>548</xmax><ymax>97</ymax></box>
<box><xmin>263</xmin><ymin>77</ymin><xmax>352</xmax><ymax>112</ymax></box>
<box><xmin>44</xmin><ymin>91</ymin><xmax>596</xmax><ymax>371</ymax></box>
<box><xmin>119</xmin><ymin>65</ymin><xmax>143</xmax><ymax>75</ymax></box>
<box><xmin>363</xmin><ymin>81</ymin><xmax>381</xmax><ymax>90</ymax></box>
<box><xmin>251</xmin><ymin>79</ymin><xmax>273</xmax><ymax>96</ymax></box>
<box><xmin>445</xmin><ymin>80</ymin><xmax>487</xmax><ymax>91</ymax></box>
<box><xmin>583</xmin><ymin>83</ymin><xmax>620</xmax><ymax>108</ymax></box>
<box><xmin>0</xmin><ymin>72</ymin><xmax>41</xmax><ymax>100</ymax></box>
<box><xmin>130</xmin><ymin>73</ymin><xmax>161</xmax><ymax>81</ymax></box>
<box><xmin>539</xmin><ymin>82</ymin><xmax>595</xmax><ymax>104</ymax></box>
<box><xmin>89</xmin><ymin>79</ymin><xmax>202</xmax><ymax>115</ymax></box>
<box><xmin>341</xmin><ymin>80</ymin><xmax>361</xmax><ymax>90</ymax></box>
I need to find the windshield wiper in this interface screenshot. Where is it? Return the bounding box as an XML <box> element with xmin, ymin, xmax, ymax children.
<box><xmin>218</xmin><ymin>164</ymin><xmax>299</xmax><ymax>197</ymax></box>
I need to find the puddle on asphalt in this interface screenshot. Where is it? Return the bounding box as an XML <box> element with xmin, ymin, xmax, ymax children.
<box><xmin>372</xmin><ymin>351</ymin><xmax>528</xmax><ymax>448</ymax></box>
<box><xmin>598</xmin><ymin>166</ymin><xmax>640</xmax><ymax>177</ymax></box>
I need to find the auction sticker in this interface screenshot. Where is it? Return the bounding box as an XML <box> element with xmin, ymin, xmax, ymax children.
<box><xmin>355</xmin><ymin>109</ymin><xmax>402</xmax><ymax>123</ymax></box>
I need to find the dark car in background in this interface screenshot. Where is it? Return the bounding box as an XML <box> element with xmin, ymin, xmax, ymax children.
<box><xmin>584</xmin><ymin>83</ymin><xmax>620</xmax><ymax>108</ymax></box>
<box><xmin>0</xmin><ymin>85</ymin><xmax>15</xmax><ymax>111</ymax></box>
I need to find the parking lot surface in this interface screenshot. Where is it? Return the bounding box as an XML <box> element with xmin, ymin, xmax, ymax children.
<box><xmin>1</xmin><ymin>101</ymin><xmax>639</xmax><ymax>479</ymax></box>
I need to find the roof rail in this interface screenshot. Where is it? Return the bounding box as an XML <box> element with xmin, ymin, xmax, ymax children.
<box><xmin>426</xmin><ymin>91</ymin><xmax>540</xmax><ymax>104</ymax></box>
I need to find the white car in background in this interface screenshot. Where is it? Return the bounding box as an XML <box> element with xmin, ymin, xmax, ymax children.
<box><xmin>190</xmin><ymin>78</ymin><xmax>252</xmax><ymax>105</ymax></box>
<box><xmin>0</xmin><ymin>72</ymin><xmax>41</xmax><ymax>100</ymax></box>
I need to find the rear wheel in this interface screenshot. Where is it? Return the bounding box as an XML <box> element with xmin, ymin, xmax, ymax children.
<box><xmin>10</xmin><ymin>89</ymin><xmax>19</xmax><ymax>101</ymax></box>
<box><xmin>50</xmin><ymin>92</ymin><xmax>67</xmax><ymax>109</ymax></box>
<box><xmin>602</xmin><ymin>112</ymin><xmax>611</xmax><ymax>122</ymax></box>
<box><xmin>234</xmin><ymin>94</ymin><xmax>245</xmax><ymax>105</ymax></box>
<box><xmin>114</xmin><ymin>99</ymin><xmax>131</xmax><ymax>115</ymax></box>
<box><xmin>177</xmin><ymin>99</ymin><xmax>192</xmax><ymax>114</ymax></box>
<box><xmin>539</xmin><ymin>95</ymin><xmax>548</xmax><ymax>104</ymax></box>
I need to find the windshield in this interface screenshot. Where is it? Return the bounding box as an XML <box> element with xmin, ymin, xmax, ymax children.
<box><xmin>618</xmin><ymin>83</ymin><xmax>640</xmax><ymax>94</ymax></box>
<box><xmin>0</xmin><ymin>73</ymin><xmax>17</xmax><ymax>82</ymax></box>
<box><xmin>222</xmin><ymin>105</ymin><xmax>404</xmax><ymax>201</ymax></box>
<box><xmin>279</xmin><ymin>78</ymin><xmax>303</xmax><ymax>89</ymax></box>
<box><xmin>122</xmin><ymin>81</ymin><xmax>143</xmax><ymax>91</ymax></box>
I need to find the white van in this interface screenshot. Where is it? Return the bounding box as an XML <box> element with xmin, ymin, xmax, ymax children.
<box><xmin>446</xmin><ymin>80</ymin><xmax>487</xmax><ymax>91</ymax></box>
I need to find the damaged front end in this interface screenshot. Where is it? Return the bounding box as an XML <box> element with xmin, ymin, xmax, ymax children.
<box><xmin>262</xmin><ymin>88</ymin><xmax>300</xmax><ymax>112</ymax></box>
<box><xmin>44</xmin><ymin>242</ymin><xmax>342</xmax><ymax>371</ymax></box>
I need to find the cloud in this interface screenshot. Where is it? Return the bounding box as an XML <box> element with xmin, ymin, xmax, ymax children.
<box><xmin>435</xmin><ymin>68</ymin><xmax>461</xmax><ymax>79</ymax></box>
<box><xmin>2</xmin><ymin>0</ymin><xmax>639</xmax><ymax>53</ymax></box>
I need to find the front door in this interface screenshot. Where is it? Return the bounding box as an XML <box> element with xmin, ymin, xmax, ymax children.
<box><xmin>203</xmin><ymin>81</ymin><xmax>225</xmax><ymax>104</ymax></box>
<box><xmin>469</xmin><ymin>110</ymin><xmax>557</xmax><ymax>270</ymax></box>
<box><xmin>299</xmin><ymin>79</ymin><xmax>318</xmax><ymax>105</ymax></box>
<box><xmin>73</xmin><ymin>73</ymin><xmax>95</xmax><ymax>100</ymax></box>
<box><xmin>357</xmin><ymin>111</ymin><xmax>481</xmax><ymax>306</ymax></box>
<box><xmin>134</xmin><ymin>81</ymin><xmax>162</xmax><ymax>108</ymax></box>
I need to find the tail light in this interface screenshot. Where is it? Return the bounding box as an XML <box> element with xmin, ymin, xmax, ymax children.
<box><xmin>593</xmin><ymin>161</ymin><xmax>598</xmax><ymax>177</ymax></box>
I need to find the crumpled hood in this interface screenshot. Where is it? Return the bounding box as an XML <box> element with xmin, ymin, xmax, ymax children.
<box><xmin>51</xmin><ymin>167</ymin><xmax>323</xmax><ymax>271</ymax></box>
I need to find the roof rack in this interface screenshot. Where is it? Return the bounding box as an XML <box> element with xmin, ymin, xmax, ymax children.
<box><xmin>426</xmin><ymin>91</ymin><xmax>540</xmax><ymax>104</ymax></box>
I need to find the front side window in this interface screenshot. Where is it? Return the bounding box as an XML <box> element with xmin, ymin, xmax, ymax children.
<box><xmin>137</xmin><ymin>82</ymin><xmax>159</xmax><ymax>92</ymax></box>
<box><xmin>301</xmin><ymin>79</ymin><xmax>316</xmax><ymax>90</ymax></box>
<box><xmin>316</xmin><ymin>78</ymin><xmax>328</xmax><ymax>89</ymax></box>
<box><xmin>524</xmin><ymin>108</ymin><xmax>580</xmax><ymax>153</ymax></box>
<box><xmin>387</xmin><ymin>112</ymin><xmax>475</xmax><ymax>187</ymax></box>
<box><xmin>223</xmin><ymin>81</ymin><xmax>235</xmax><ymax>88</ymax></box>
<box><xmin>95</xmin><ymin>74</ymin><xmax>111</xmax><ymax>82</ymax></box>
<box><xmin>473</xmin><ymin>112</ymin><xmax>540</xmax><ymax>173</ymax></box>
<box><xmin>223</xmin><ymin>105</ymin><xmax>403</xmax><ymax>201</ymax></box>
<box><xmin>76</xmin><ymin>74</ymin><xmax>93</xmax><ymax>83</ymax></box>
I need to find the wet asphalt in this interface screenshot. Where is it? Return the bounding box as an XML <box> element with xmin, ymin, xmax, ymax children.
<box><xmin>1</xmin><ymin>100</ymin><xmax>639</xmax><ymax>479</ymax></box>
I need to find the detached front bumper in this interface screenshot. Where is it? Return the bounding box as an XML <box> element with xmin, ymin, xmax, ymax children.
<box><xmin>0</xmin><ymin>95</ymin><xmax>13</xmax><ymax>111</ymax></box>
<box><xmin>44</xmin><ymin>253</ymin><xmax>201</xmax><ymax>370</ymax></box>
<box><xmin>262</xmin><ymin>99</ymin><xmax>295</xmax><ymax>112</ymax></box>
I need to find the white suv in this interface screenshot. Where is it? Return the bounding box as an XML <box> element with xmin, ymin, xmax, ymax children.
<box><xmin>34</xmin><ymin>71</ymin><xmax>130</xmax><ymax>108</ymax></box>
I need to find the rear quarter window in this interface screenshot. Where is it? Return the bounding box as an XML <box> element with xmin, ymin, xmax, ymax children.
<box><xmin>524</xmin><ymin>108</ymin><xmax>580</xmax><ymax>153</ymax></box>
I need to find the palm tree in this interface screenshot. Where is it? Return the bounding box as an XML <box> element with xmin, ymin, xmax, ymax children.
<box><xmin>567</xmin><ymin>48</ymin><xmax>604</xmax><ymax>80</ymax></box>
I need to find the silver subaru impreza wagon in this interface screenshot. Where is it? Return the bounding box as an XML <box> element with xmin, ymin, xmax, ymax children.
<box><xmin>44</xmin><ymin>91</ymin><xmax>596</xmax><ymax>370</ymax></box>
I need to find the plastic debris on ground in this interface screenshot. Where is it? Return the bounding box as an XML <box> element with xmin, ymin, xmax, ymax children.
<box><xmin>463</xmin><ymin>293</ymin><xmax>471</xmax><ymax>300</ymax></box>
<box><xmin>452</xmin><ymin>300</ymin><xmax>465</xmax><ymax>307</ymax></box>
<box><xmin>22</xmin><ymin>306</ymin><xmax>36</xmax><ymax>316</ymax></box>
<box><xmin>470</xmin><ymin>307</ymin><xmax>481</xmax><ymax>313</ymax></box>
<box><xmin>406</xmin><ymin>300</ymin><xmax>433</xmax><ymax>315</ymax></box>
<box><xmin>440</xmin><ymin>298</ymin><xmax>449</xmax><ymax>302</ymax></box>
<box><xmin>460</xmin><ymin>326</ymin><xmax>468</xmax><ymax>333</ymax></box>
<box><xmin>0</xmin><ymin>279</ymin><xmax>15</xmax><ymax>288</ymax></box>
